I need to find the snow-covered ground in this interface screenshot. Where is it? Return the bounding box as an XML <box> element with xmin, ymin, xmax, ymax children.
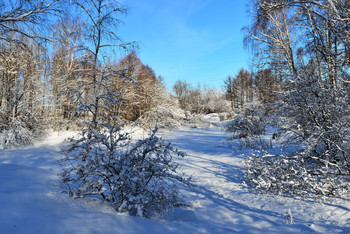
<box><xmin>1</xmin><ymin>125</ymin><xmax>350</xmax><ymax>233</ymax></box>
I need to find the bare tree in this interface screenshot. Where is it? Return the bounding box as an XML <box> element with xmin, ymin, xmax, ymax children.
<box><xmin>0</xmin><ymin>0</ymin><xmax>61</xmax><ymax>147</ymax></box>
<box><xmin>244</xmin><ymin>0</ymin><xmax>300</xmax><ymax>77</ymax></box>
<box><xmin>245</xmin><ymin>0</ymin><xmax>350</xmax><ymax>86</ymax></box>
<box><xmin>223</xmin><ymin>75</ymin><xmax>236</xmax><ymax>110</ymax></box>
<box><xmin>51</xmin><ymin>15</ymin><xmax>86</xmax><ymax>131</ymax></box>
<box><xmin>0</xmin><ymin>0</ymin><xmax>60</xmax><ymax>42</ymax></box>
<box><xmin>0</xmin><ymin>0</ymin><xmax>60</xmax><ymax>112</ymax></box>
<box><xmin>254</xmin><ymin>69</ymin><xmax>280</xmax><ymax>105</ymax></box>
<box><xmin>72</xmin><ymin>0</ymin><xmax>133</xmax><ymax>129</ymax></box>
<box><xmin>173</xmin><ymin>80</ymin><xmax>193</xmax><ymax>112</ymax></box>
<box><xmin>224</xmin><ymin>69</ymin><xmax>254</xmax><ymax>109</ymax></box>
<box><xmin>0</xmin><ymin>33</ymin><xmax>45</xmax><ymax>148</ymax></box>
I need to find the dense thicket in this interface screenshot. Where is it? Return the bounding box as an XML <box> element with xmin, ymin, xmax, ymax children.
<box><xmin>0</xmin><ymin>0</ymin><xmax>60</xmax><ymax>148</ymax></box>
<box><xmin>240</xmin><ymin>0</ymin><xmax>350</xmax><ymax>197</ymax></box>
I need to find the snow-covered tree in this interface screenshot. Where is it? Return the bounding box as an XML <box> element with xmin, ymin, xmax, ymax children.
<box><xmin>245</xmin><ymin>72</ymin><xmax>350</xmax><ymax>197</ymax></box>
<box><xmin>51</xmin><ymin>15</ymin><xmax>87</xmax><ymax>131</ymax></box>
<box><xmin>242</xmin><ymin>0</ymin><xmax>350</xmax><ymax>198</ymax></box>
<box><xmin>0</xmin><ymin>108</ymin><xmax>43</xmax><ymax>149</ymax></box>
<box><xmin>0</xmin><ymin>0</ymin><xmax>60</xmax><ymax>41</ymax></box>
<box><xmin>0</xmin><ymin>34</ymin><xmax>46</xmax><ymax>149</ymax></box>
<box><xmin>244</xmin><ymin>0</ymin><xmax>350</xmax><ymax>85</ymax></box>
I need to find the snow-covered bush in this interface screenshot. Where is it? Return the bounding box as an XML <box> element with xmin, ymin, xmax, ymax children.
<box><xmin>278</xmin><ymin>75</ymin><xmax>350</xmax><ymax>167</ymax></box>
<box><xmin>201</xmin><ymin>89</ymin><xmax>230</xmax><ymax>114</ymax></box>
<box><xmin>224</xmin><ymin>101</ymin><xmax>267</xmax><ymax>139</ymax></box>
<box><xmin>136</xmin><ymin>95</ymin><xmax>186</xmax><ymax>130</ymax></box>
<box><xmin>60</xmin><ymin>127</ymin><xmax>191</xmax><ymax>217</ymax></box>
<box><xmin>244</xmin><ymin>73</ymin><xmax>350</xmax><ymax>197</ymax></box>
<box><xmin>137</xmin><ymin>106</ymin><xmax>184</xmax><ymax>130</ymax></box>
<box><xmin>245</xmin><ymin>152</ymin><xmax>350</xmax><ymax>197</ymax></box>
<box><xmin>238</xmin><ymin>137</ymin><xmax>272</xmax><ymax>150</ymax></box>
<box><xmin>0</xmin><ymin>108</ymin><xmax>43</xmax><ymax>149</ymax></box>
<box><xmin>0</xmin><ymin>118</ymin><xmax>33</xmax><ymax>149</ymax></box>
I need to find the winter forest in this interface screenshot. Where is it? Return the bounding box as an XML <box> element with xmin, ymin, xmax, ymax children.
<box><xmin>1</xmin><ymin>0</ymin><xmax>350</xmax><ymax>233</ymax></box>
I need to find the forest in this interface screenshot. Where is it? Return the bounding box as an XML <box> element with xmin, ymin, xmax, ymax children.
<box><xmin>0</xmin><ymin>0</ymin><xmax>350</xmax><ymax>232</ymax></box>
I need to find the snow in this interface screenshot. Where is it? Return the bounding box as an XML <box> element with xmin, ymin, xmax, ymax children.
<box><xmin>1</xmin><ymin>126</ymin><xmax>350</xmax><ymax>233</ymax></box>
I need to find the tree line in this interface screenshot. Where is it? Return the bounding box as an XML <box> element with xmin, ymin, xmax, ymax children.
<box><xmin>223</xmin><ymin>68</ymin><xmax>280</xmax><ymax>110</ymax></box>
<box><xmin>0</xmin><ymin>0</ymin><xmax>166</xmax><ymax>134</ymax></box>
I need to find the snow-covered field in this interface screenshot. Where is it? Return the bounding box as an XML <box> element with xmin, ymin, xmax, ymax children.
<box><xmin>1</xmin><ymin>125</ymin><xmax>350</xmax><ymax>233</ymax></box>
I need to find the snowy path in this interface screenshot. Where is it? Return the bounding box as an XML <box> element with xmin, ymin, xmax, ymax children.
<box><xmin>0</xmin><ymin>127</ymin><xmax>350</xmax><ymax>233</ymax></box>
<box><xmin>161</xmin><ymin>127</ymin><xmax>350</xmax><ymax>233</ymax></box>
<box><xmin>160</xmin><ymin>127</ymin><xmax>314</xmax><ymax>233</ymax></box>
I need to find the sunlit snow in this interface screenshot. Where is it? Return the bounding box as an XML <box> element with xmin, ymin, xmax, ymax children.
<box><xmin>0</xmin><ymin>124</ymin><xmax>349</xmax><ymax>233</ymax></box>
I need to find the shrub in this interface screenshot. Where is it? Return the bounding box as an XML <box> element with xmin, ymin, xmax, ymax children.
<box><xmin>59</xmin><ymin>127</ymin><xmax>191</xmax><ymax>218</ymax></box>
<box><xmin>244</xmin><ymin>73</ymin><xmax>350</xmax><ymax>197</ymax></box>
<box><xmin>225</xmin><ymin>101</ymin><xmax>267</xmax><ymax>139</ymax></box>
<box><xmin>245</xmin><ymin>152</ymin><xmax>350</xmax><ymax>197</ymax></box>
<box><xmin>0</xmin><ymin>108</ymin><xmax>43</xmax><ymax>149</ymax></box>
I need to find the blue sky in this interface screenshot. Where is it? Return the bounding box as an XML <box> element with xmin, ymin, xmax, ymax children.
<box><xmin>118</xmin><ymin>0</ymin><xmax>250</xmax><ymax>91</ymax></box>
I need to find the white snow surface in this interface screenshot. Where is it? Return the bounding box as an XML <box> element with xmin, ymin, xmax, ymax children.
<box><xmin>1</xmin><ymin>126</ymin><xmax>350</xmax><ymax>233</ymax></box>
